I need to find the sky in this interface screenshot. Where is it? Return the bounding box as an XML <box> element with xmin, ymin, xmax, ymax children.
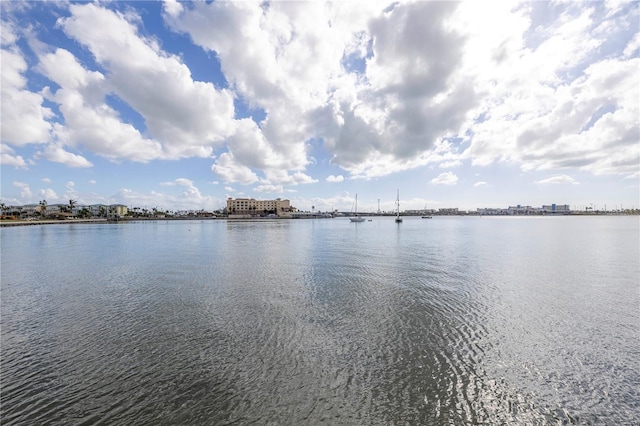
<box><xmin>1</xmin><ymin>0</ymin><xmax>638</xmax><ymax>213</ymax></box>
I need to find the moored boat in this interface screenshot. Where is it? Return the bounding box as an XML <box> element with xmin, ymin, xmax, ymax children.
<box><xmin>350</xmin><ymin>194</ymin><xmax>366</xmax><ymax>223</ymax></box>
<box><xmin>395</xmin><ymin>190</ymin><xmax>402</xmax><ymax>223</ymax></box>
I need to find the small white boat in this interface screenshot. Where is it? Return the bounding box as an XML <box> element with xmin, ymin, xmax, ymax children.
<box><xmin>350</xmin><ymin>194</ymin><xmax>366</xmax><ymax>222</ymax></box>
<box><xmin>395</xmin><ymin>190</ymin><xmax>402</xmax><ymax>223</ymax></box>
<box><xmin>421</xmin><ymin>203</ymin><xmax>432</xmax><ymax>218</ymax></box>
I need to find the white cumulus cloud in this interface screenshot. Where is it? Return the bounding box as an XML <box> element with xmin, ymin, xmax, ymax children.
<box><xmin>35</xmin><ymin>142</ymin><xmax>93</xmax><ymax>168</ymax></box>
<box><xmin>1</xmin><ymin>27</ymin><xmax>53</xmax><ymax>146</ymax></box>
<box><xmin>13</xmin><ymin>181</ymin><xmax>32</xmax><ymax>199</ymax></box>
<box><xmin>1</xmin><ymin>144</ymin><xmax>27</xmax><ymax>168</ymax></box>
<box><xmin>431</xmin><ymin>172</ymin><xmax>459</xmax><ymax>185</ymax></box>
<box><xmin>39</xmin><ymin>188</ymin><xmax>58</xmax><ymax>200</ymax></box>
<box><xmin>59</xmin><ymin>3</ymin><xmax>236</xmax><ymax>155</ymax></box>
<box><xmin>535</xmin><ymin>175</ymin><xmax>579</xmax><ymax>184</ymax></box>
<box><xmin>254</xmin><ymin>185</ymin><xmax>283</xmax><ymax>193</ymax></box>
<box><xmin>212</xmin><ymin>152</ymin><xmax>260</xmax><ymax>185</ymax></box>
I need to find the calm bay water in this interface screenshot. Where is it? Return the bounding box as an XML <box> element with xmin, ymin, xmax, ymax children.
<box><xmin>1</xmin><ymin>216</ymin><xmax>639</xmax><ymax>425</ymax></box>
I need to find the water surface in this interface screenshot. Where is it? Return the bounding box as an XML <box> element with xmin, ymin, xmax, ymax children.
<box><xmin>2</xmin><ymin>216</ymin><xmax>639</xmax><ymax>424</ymax></box>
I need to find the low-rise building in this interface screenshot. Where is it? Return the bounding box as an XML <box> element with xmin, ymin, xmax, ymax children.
<box><xmin>478</xmin><ymin>203</ymin><xmax>571</xmax><ymax>215</ymax></box>
<box><xmin>438</xmin><ymin>208</ymin><xmax>459</xmax><ymax>215</ymax></box>
<box><xmin>542</xmin><ymin>204</ymin><xmax>570</xmax><ymax>214</ymax></box>
<box><xmin>111</xmin><ymin>204</ymin><xmax>128</xmax><ymax>217</ymax></box>
<box><xmin>81</xmin><ymin>204</ymin><xmax>128</xmax><ymax>218</ymax></box>
<box><xmin>41</xmin><ymin>204</ymin><xmax>62</xmax><ymax>217</ymax></box>
<box><xmin>477</xmin><ymin>208</ymin><xmax>507</xmax><ymax>215</ymax></box>
<box><xmin>507</xmin><ymin>205</ymin><xmax>537</xmax><ymax>215</ymax></box>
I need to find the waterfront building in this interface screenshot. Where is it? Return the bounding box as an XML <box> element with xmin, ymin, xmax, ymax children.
<box><xmin>478</xmin><ymin>203</ymin><xmax>571</xmax><ymax>215</ymax></box>
<box><xmin>82</xmin><ymin>204</ymin><xmax>128</xmax><ymax>218</ymax></box>
<box><xmin>41</xmin><ymin>204</ymin><xmax>62</xmax><ymax>216</ymax></box>
<box><xmin>438</xmin><ymin>208</ymin><xmax>459</xmax><ymax>215</ymax></box>
<box><xmin>111</xmin><ymin>204</ymin><xmax>128</xmax><ymax>217</ymax></box>
<box><xmin>542</xmin><ymin>204</ymin><xmax>570</xmax><ymax>214</ymax></box>
<box><xmin>4</xmin><ymin>204</ymin><xmax>37</xmax><ymax>218</ymax></box>
<box><xmin>477</xmin><ymin>207</ymin><xmax>507</xmax><ymax>215</ymax></box>
<box><xmin>0</xmin><ymin>203</ymin><xmax>126</xmax><ymax>219</ymax></box>
<box><xmin>226</xmin><ymin>198</ymin><xmax>296</xmax><ymax>218</ymax></box>
<box><xmin>507</xmin><ymin>205</ymin><xmax>536</xmax><ymax>215</ymax></box>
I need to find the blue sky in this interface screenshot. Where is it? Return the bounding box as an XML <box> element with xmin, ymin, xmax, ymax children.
<box><xmin>1</xmin><ymin>1</ymin><xmax>638</xmax><ymax>213</ymax></box>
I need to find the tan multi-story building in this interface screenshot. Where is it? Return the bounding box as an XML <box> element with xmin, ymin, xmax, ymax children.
<box><xmin>111</xmin><ymin>204</ymin><xmax>129</xmax><ymax>217</ymax></box>
<box><xmin>226</xmin><ymin>198</ymin><xmax>296</xmax><ymax>218</ymax></box>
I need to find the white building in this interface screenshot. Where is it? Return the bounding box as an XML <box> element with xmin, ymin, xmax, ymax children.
<box><xmin>507</xmin><ymin>205</ymin><xmax>536</xmax><ymax>215</ymax></box>
<box><xmin>542</xmin><ymin>204</ymin><xmax>570</xmax><ymax>214</ymax></box>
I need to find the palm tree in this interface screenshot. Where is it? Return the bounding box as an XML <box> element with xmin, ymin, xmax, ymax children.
<box><xmin>68</xmin><ymin>199</ymin><xmax>77</xmax><ymax>216</ymax></box>
<box><xmin>39</xmin><ymin>200</ymin><xmax>47</xmax><ymax>218</ymax></box>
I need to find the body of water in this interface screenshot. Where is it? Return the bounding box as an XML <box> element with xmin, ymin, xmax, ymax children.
<box><xmin>1</xmin><ymin>216</ymin><xmax>639</xmax><ymax>424</ymax></box>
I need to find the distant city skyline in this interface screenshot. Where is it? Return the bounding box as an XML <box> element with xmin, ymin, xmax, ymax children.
<box><xmin>1</xmin><ymin>2</ymin><xmax>638</xmax><ymax>213</ymax></box>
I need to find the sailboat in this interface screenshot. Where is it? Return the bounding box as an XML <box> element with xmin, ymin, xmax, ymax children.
<box><xmin>395</xmin><ymin>190</ymin><xmax>403</xmax><ymax>223</ymax></box>
<box><xmin>350</xmin><ymin>194</ymin><xmax>366</xmax><ymax>223</ymax></box>
<box><xmin>422</xmin><ymin>203</ymin><xmax>432</xmax><ymax>219</ymax></box>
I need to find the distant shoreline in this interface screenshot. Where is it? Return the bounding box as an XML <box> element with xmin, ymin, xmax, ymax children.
<box><xmin>1</xmin><ymin>218</ymin><xmax>109</xmax><ymax>227</ymax></box>
<box><xmin>2</xmin><ymin>213</ymin><xmax>637</xmax><ymax>227</ymax></box>
<box><xmin>0</xmin><ymin>217</ymin><xmax>223</xmax><ymax>227</ymax></box>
